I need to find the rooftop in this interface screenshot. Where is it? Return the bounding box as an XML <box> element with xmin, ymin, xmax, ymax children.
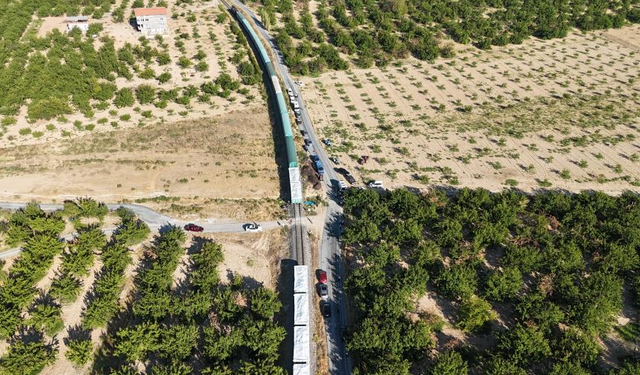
<box><xmin>66</xmin><ymin>16</ymin><xmax>89</xmax><ymax>23</ymax></box>
<box><xmin>133</xmin><ymin>7</ymin><xmax>167</xmax><ymax>17</ymax></box>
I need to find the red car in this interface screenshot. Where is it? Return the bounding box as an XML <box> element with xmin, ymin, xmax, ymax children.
<box><xmin>318</xmin><ymin>269</ymin><xmax>327</xmax><ymax>284</ymax></box>
<box><xmin>184</xmin><ymin>223</ymin><xmax>204</xmax><ymax>232</ymax></box>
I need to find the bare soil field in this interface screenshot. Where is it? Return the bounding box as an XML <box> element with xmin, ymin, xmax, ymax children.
<box><xmin>303</xmin><ymin>26</ymin><xmax>640</xmax><ymax>193</ymax></box>
<box><xmin>0</xmin><ymin>108</ymin><xmax>282</xmax><ymax>220</ymax></box>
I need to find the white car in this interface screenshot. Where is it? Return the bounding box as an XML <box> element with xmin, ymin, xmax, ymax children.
<box><xmin>368</xmin><ymin>180</ymin><xmax>384</xmax><ymax>189</ymax></box>
<box><xmin>244</xmin><ymin>223</ymin><xmax>263</xmax><ymax>232</ymax></box>
<box><xmin>339</xmin><ymin>180</ymin><xmax>348</xmax><ymax>190</ymax></box>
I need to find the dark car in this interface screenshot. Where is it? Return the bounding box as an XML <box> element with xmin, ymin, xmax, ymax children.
<box><xmin>318</xmin><ymin>283</ymin><xmax>329</xmax><ymax>299</ymax></box>
<box><xmin>318</xmin><ymin>269</ymin><xmax>327</xmax><ymax>284</ymax></box>
<box><xmin>184</xmin><ymin>223</ymin><xmax>204</xmax><ymax>232</ymax></box>
<box><xmin>335</xmin><ymin>167</ymin><xmax>348</xmax><ymax>175</ymax></box>
<box><xmin>344</xmin><ymin>173</ymin><xmax>356</xmax><ymax>185</ymax></box>
<box><xmin>322</xmin><ymin>302</ymin><xmax>331</xmax><ymax>318</ymax></box>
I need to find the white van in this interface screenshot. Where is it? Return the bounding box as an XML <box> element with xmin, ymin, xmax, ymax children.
<box><xmin>368</xmin><ymin>180</ymin><xmax>384</xmax><ymax>189</ymax></box>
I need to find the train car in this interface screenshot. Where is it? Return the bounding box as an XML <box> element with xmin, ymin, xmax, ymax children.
<box><xmin>233</xmin><ymin>9</ymin><xmax>301</xmax><ymax>202</ymax></box>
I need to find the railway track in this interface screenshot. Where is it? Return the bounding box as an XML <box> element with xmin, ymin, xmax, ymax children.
<box><xmin>223</xmin><ymin>0</ymin><xmax>307</xmax><ymax>265</ymax></box>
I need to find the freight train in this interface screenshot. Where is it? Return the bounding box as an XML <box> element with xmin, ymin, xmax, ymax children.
<box><xmin>231</xmin><ymin>7</ymin><xmax>303</xmax><ymax>204</ymax></box>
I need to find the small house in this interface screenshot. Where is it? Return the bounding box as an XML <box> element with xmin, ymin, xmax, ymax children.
<box><xmin>66</xmin><ymin>16</ymin><xmax>89</xmax><ymax>33</ymax></box>
<box><xmin>134</xmin><ymin>7</ymin><xmax>168</xmax><ymax>35</ymax></box>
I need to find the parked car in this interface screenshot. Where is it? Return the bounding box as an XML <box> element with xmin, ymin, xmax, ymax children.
<box><xmin>321</xmin><ymin>302</ymin><xmax>331</xmax><ymax>318</ymax></box>
<box><xmin>310</xmin><ymin>154</ymin><xmax>319</xmax><ymax>162</ymax></box>
<box><xmin>300</xmin><ymin>129</ymin><xmax>307</xmax><ymax>136</ymax></box>
<box><xmin>318</xmin><ymin>284</ymin><xmax>329</xmax><ymax>300</ymax></box>
<box><xmin>244</xmin><ymin>223</ymin><xmax>263</xmax><ymax>232</ymax></box>
<box><xmin>329</xmin><ymin>156</ymin><xmax>340</xmax><ymax>164</ymax></box>
<box><xmin>344</xmin><ymin>173</ymin><xmax>356</xmax><ymax>185</ymax></box>
<box><xmin>318</xmin><ymin>269</ymin><xmax>327</xmax><ymax>283</ymax></box>
<box><xmin>184</xmin><ymin>223</ymin><xmax>204</xmax><ymax>232</ymax></box>
<box><xmin>368</xmin><ymin>180</ymin><xmax>384</xmax><ymax>189</ymax></box>
<box><xmin>322</xmin><ymin>138</ymin><xmax>332</xmax><ymax>146</ymax></box>
<box><xmin>338</xmin><ymin>180</ymin><xmax>348</xmax><ymax>190</ymax></box>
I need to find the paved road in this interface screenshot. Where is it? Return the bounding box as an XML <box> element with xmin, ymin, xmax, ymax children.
<box><xmin>229</xmin><ymin>3</ymin><xmax>351</xmax><ymax>374</ymax></box>
<box><xmin>0</xmin><ymin>202</ymin><xmax>281</xmax><ymax>259</ymax></box>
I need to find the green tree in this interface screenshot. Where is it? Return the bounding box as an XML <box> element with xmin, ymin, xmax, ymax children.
<box><xmin>250</xmin><ymin>287</ymin><xmax>282</xmax><ymax>319</ymax></box>
<box><xmin>497</xmin><ymin>325</ymin><xmax>551</xmax><ymax>366</ymax></box>
<box><xmin>427</xmin><ymin>350</ymin><xmax>468</xmax><ymax>375</ymax></box>
<box><xmin>28</xmin><ymin>302</ymin><xmax>64</xmax><ymax>336</ymax></box>
<box><xmin>484</xmin><ymin>267</ymin><xmax>522</xmax><ymax>301</ymax></box>
<box><xmin>65</xmin><ymin>338</ymin><xmax>93</xmax><ymax>366</ymax></box>
<box><xmin>457</xmin><ymin>296</ymin><xmax>496</xmax><ymax>333</ymax></box>
<box><xmin>158</xmin><ymin>325</ymin><xmax>198</xmax><ymax>361</ymax></box>
<box><xmin>0</xmin><ymin>338</ymin><xmax>57</xmax><ymax>375</ymax></box>
<box><xmin>113</xmin><ymin>322</ymin><xmax>160</xmax><ymax>362</ymax></box>
<box><xmin>435</xmin><ymin>263</ymin><xmax>477</xmax><ymax>300</ymax></box>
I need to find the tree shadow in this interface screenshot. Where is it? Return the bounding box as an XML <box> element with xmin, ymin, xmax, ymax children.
<box><xmin>65</xmin><ymin>325</ymin><xmax>92</xmax><ymax>342</ymax></box>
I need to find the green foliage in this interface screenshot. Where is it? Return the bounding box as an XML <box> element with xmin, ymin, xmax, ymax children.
<box><xmin>132</xmin><ymin>226</ymin><xmax>185</xmax><ymax>320</ymax></box>
<box><xmin>50</xmin><ymin>272</ymin><xmax>83</xmax><ymax>303</ymax></box>
<box><xmin>65</xmin><ymin>338</ymin><xmax>93</xmax><ymax>366</ymax></box>
<box><xmin>82</xmin><ymin>211</ymin><xmax>144</xmax><ymax>329</ymax></box>
<box><xmin>112</xmin><ymin>210</ymin><xmax>150</xmax><ymax>246</ymax></box>
<box><xmin>609</xmin><ymin>362</ymin><xmax>640</xmax><ymax>375</ymax></box>
<box><xmin>5</xmin><ymin>203</ymin><xmax>64</xmax><ymax>246</ymax></box>
<box><xmin>28</xmin><ymin>302</ymin><xmax>64</xmax><ymax>336</ymax></box>
<box><xmin>191</xmin><ymin>240</ymin><xmax>224</xmax><ymax>294</ymax></box>
<box><xmin>497</xmin><ymin>325</ymin><xmax>551</xmax><ymax>366</ymax></box>
<box><xmin>114</xmin><ymin>88</ymin><xmax>135</xmax><ymax>108</ymax></box>
<box><xmin>427</xmin><ymin>350</ymin><xmax>468</xmax><ymax>375</ymax></box>
<box><xmin>553</xmin><ymin>328</ymin><xmax>601</xmax><ymax>366</ymax></box>
<box><xmin>0</xmin><ymin>337</ymin><xmax>57</xmax><ymax>375</ymax></box>
<box><xmin>135</xmin><ymin>85</ymin><xmax>156</xmax><ymax>104</ymax></box>
<box><xmin>266</xmin><ymin>0</ymin><xmax>638</xmax><ymax>74</ymax></box>
<box><xmin>435</xmin><ymin>263</ymin><xmax>477</xmax><ymax>300</ymax></box>
<box><xmin>0</xmin><ymin>233</ymin><xmax>63</xmax><ymax>338</ymax></box>
<box><xmin>484</xmin><ymin>267</ymin><xmax>522</xmax><ymax>301</ymax></box>
<box><xmin>157</xmin><ymin>325</ymin><xmax>198</xmax><ymax>361</ymax></box>
<box><xmin>457</xmin><ymin>296</ymin><xmax>496</xmax><ymax>333</ymax></box>
<box><xmin>343</xmin><ymin>188</ymin><xmax>640</xmax><ymax>373</ymax></box>
<box><xmin>113</xmin><ymin>321</ymin><xmax>161</xmax><ymax>362</ymax></box>
<box><xmin>250</xmin><ymin>287</ymin><xmax>282</xmax><ymax>320</ymax></box>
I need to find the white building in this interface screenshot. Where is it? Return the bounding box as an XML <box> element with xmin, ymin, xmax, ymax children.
<box><xmin>134</xmin><ymin>7</ymin><xmax>168</xmax><ymax>35</ymax></box>
<box><xmin>66</xmin><ymin>16</ymin><xmax>89</xmax><ymax>33</ymax></box>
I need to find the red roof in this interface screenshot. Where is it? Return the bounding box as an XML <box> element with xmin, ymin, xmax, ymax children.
<box><xmin>134</xmin><ymin>7</ymin><xmax>167</xmax><ymax>17</ymax></box>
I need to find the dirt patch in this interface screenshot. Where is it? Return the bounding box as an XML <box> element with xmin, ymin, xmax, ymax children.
<box><xmin>0</xmin><ymin>108</ymin><xmax>281</xmax><ymax>220</ymax></box>
<box><xmin>208</xmin><ymin>229</ymin><xmax>288</xmax><ymax>290</ymax></box>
